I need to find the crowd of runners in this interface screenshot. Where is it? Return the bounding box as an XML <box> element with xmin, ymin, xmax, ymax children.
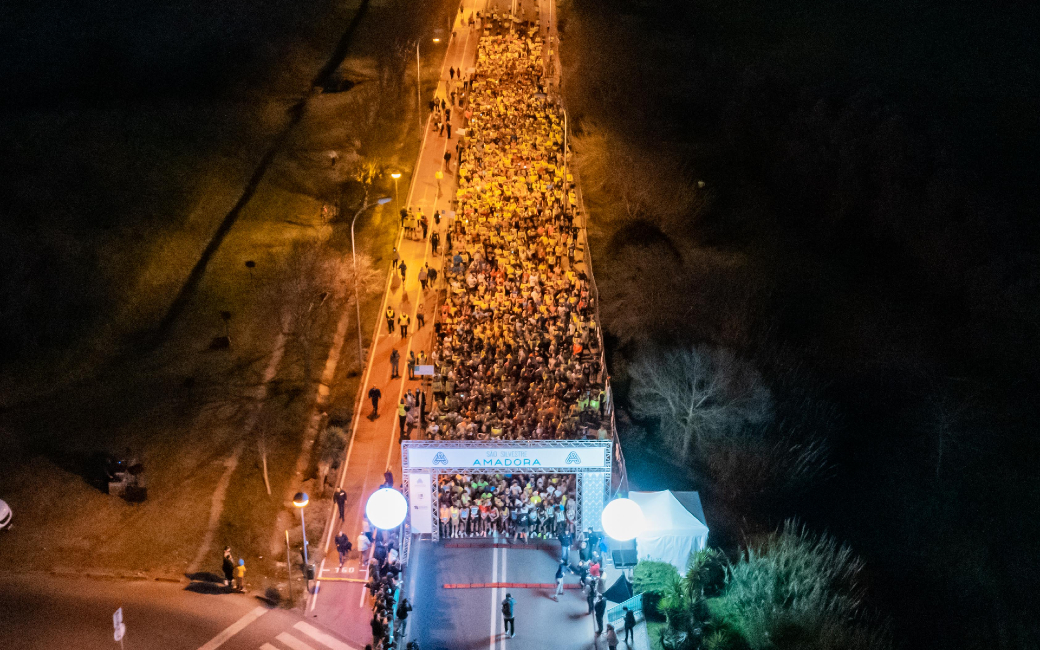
<box><xmin>412</xmin><ymin>14</ymin><xmax>610</xmax><ymax>447</ymax></box>
<box><xmin>436</xmin><ymin>472</ymin><xmax>577</xmax><ymax>539</ymax></box>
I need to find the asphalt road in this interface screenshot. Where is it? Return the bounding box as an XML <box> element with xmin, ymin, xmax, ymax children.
<box><xmin>407</xmin><ymin>540</ymin><xmax>607</xmax><ymax>650</ymax></box>
<box><xmin>303</xmin><ymin>0</ymin><xmax>488</xmax><ymax>644</ymax></box>
<box><xmin>0</xmin><ymin>574</ymin><xmax>361</xmax><ymax>650</ymax></box>
<box><xmin>303</xmin><ymin>0</ymin><xmax>570</xmax><ymax>648</ymax></box>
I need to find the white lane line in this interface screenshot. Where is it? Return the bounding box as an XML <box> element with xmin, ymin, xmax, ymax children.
<box><xmin>261</xmin><ymin>644</ymin><xmax>280</xmax><ymax>650</ymax></box>
<box><xmin>294</xmin><ymin>622</ymin><xmax>360</xmax><ymax>650</ymax></box>
<box><xmin>196</xmin><ymin>606</ymin><xmax>269</xmax><ymax>650</ymax></box>
<box><xmin>314</xmin><ymin>0</ymin><xmax>479</xmax><ymax>615</ymax></box>
<box><xmin>489</xmin><ymin>545</ymin><xmax>500</xmax><ymax>650</ymax></box>
<box><xmin>276</xmin><ymin>632</ymin><xmax>317</xmax><ymax>650</ymax></box>
<box><xmin>499</xmin><ymin>546</ymin><xmax>509</xmax><ymax>650</ymax></box>
<box><xmin>384</xmin><ymin>0</ymin><xmax>476</xmax><ymax>472</ymax></box>
<box><xmin>311</xmin><ymin>54</ymin><xmax>442</xmax><ymax>619</ymax></box>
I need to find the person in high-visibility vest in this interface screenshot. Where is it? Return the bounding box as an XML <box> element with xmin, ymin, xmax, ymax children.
<box><xmin>385</xmin><ymin>307</ymin><xmax>395</xmax><ymax>333</ymax></box>
<box><xmin>398</xmin><ymin>399</ymin><xmax>408</xmax><ymax>437</ymax></box>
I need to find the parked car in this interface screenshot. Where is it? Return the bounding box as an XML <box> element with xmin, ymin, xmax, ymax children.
<box><xmin>0</xmin><ymin>499</ymin><xmax>11</xmax><ymax>530</ymax></box>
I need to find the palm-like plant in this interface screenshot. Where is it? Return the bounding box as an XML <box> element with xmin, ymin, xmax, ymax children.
<box><xmin>709</xmin><ymin>522</ymin><xmax>891</xmax><ymax>650</ymax></box>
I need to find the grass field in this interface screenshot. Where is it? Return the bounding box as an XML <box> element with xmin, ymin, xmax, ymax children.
<box><xmin>0</xmin><ymin>0</ymin><xmax>453</xmax><ymax>587</ymax></box>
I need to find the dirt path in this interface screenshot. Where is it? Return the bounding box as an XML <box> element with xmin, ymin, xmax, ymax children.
<box><xmin>186</xmin><ymin>327</ymin><xmax>287</xmax><ymax>575</ymax></box>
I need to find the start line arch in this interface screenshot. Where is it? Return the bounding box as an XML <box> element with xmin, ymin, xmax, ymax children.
<box><xmin>401</xmin><ymin>440</ymin><xmax>613</xmax><ymax>540</ymax></box>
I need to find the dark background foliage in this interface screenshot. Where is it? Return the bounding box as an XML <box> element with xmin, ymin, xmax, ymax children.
<box><xmin>562</xmin><ymin>0</ymin><xmax>1040</xmax><ymax>648</ymax></box>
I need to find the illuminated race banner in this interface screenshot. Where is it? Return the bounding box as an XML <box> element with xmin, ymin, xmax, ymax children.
<box><xmin>403</xmin><ymin>441</ymin><xmax>611</xmax><ymax>470</ymax></box>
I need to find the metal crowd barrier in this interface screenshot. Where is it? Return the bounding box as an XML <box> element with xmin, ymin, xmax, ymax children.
<box><xmin>606</xmin><ymin>592</ymin><xmax>645</xmax><ymax>626</ymax></box>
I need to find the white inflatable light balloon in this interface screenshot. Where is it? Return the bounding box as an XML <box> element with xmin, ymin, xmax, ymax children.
<box><xmin>601</xmin><ymin>497</ymin><xmax>646</xmax><ymax>541</ymax></box>
<box><xmin>366</xmin><ymin>487</ymin><xmax>408</xmax><ymax>530</ymax></box>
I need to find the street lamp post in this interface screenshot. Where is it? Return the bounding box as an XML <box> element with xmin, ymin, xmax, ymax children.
<box><xmin>416</xmin><ymin>41</ymin><xmax>423</xmax><ymax>135</ymax></box>
<box><xmin>390</xmin><ymin>172</ymin><xmax>402</xmax><ymax>216</ymax></box>
<box><xmin>351</xmin><ymin>197</ymin><xmax>392</xmax><ymax>368</ymax></box>
<box><xmin>292</xmin><ymin>492</ymin><xmax>310</xmax><ymax>567</ymax></box>
<box><xmin>416</xmin><ymin>36</ymin><xmax>443</xmax><ymax>137</ymax></box>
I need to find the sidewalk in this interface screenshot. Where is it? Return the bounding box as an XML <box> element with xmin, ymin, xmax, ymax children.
<box><xmin>304</xmin><ymin>0</ymin><xmax>485</xmax><ymax>645</ymax></box>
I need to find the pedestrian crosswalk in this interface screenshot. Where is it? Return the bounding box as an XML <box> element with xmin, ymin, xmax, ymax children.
<box><xmin>259</xmin><ymin>622</ymin><xmax>358</xmax><ymax>650</ymax></box>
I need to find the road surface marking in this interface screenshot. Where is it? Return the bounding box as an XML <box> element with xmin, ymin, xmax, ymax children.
<box><xmin>294</xmin><ymin>622</ymin><xmax>360</xmax><ymax>650</ymax></box>
<box><xmin>489</xmin><ymin>544</ymin><xmax>500</xmax><ymax>650</ymax></box>
<box><xmin>499</xmin><ymin>546</ymin><xmax>509</xmax><ymax>650</ymax></box>
<box><xmin>261</xmin><ymin>644</ymin><xmax>280</xmax><ymax>650</ymax></box>
<box><xmin>276</xmin><ymin>632</ymin><xmax>317</xmax><ymax>650</ymax></box>
<box><xmin>196</xmin><ymin>606</ymin><xmax>269</xmax><ymax>650</ymax></box>
<box><xmin>310</xmin><ymin>0</ymin><xmax>484</xmax><ymax>621</ymax></box>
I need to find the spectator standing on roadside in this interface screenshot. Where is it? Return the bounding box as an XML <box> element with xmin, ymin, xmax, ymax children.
<box><xmin>384</xmin><ymin>468</ymin><xmax>394</xmax><ymax>488</ymax></box>
<box><xmin>501</xmin><ymin>593</ymin><xmax>516</xmax><ymax>638</ymax></box>
<box><xmin>560</xmin><ymin>529</ymin><xmax>573</xmax><ymax>563</ymax></box>
<box><xmin>594</xmin><ymin>594</ymin><xmax>606</xmax><ymax>634</ymax></box>
<box><xmin>553</xmin><ymin>560</ymin><xmax>565</xmax><ymax>601</ymax></box>
<box><xmin>368</xmin><ymin>387</ymin><xmax>382</xmax><ymax>418</ymax></box>
<box><xmin>399</xmin><ymin>260</ymin><xmax>407</xmax><ymax>282</ymax></box>
<box><xmin>222</xmin><ymin>547</ymin><xmax>235</xmax><ymax>591</ymax></box>
<box><xmin>605</xmin><ymin>624</ymin><xmax>618</xmax><ymax>650</ymax></box>
<box><xmin>234</xmin><ymin>559</ymin><xmax>246</xmax><ymax>592</ymax></box>
<box><xmin>417</xmin><ymin>302</ymin><xmax>426</xmax><ymax>329</ymax></box>
<box><xmin>398</xmin><ymin>399</ymin><xmax>407</xmax><ymax>437</ymax></box>
<box><xmin>389</xmin><ymin>349</ymin><xmax>400</xmax><ymax>379</ymax></box>
<box><xmin>404</xmin><ymin>406</ymin><xmax>418</xmax><ymax>440</ymax></box>
<box><xmin>418</xmin><ymin>265</ymin><xmax>428</xmax><ymax>291</ymax></box>
<box><xmin>370</xmin><ymin>614</ymin><xmax>385</xmax><ymax>649</ymax></box>
<box><xmin>624</xmin><ymin>606</ymin><xmax>636</xmax><ymax>644</ymax></box>
<box><xmin>335</xmin><ymin>531</ymin><xmax>352</xmax><ymax>566</ymax></box>
<box><xmin>334</xmin><ymin>487</ymin><xmax>348</xmax><ymax>520</ymax></box>
<box><xmin>431</xmin><ymin>231</ymin><xmax>440</xmax><ymax>254</ymax></box>
<box><xmin>357</xmin><ymin>532</ymin><xmax>372</xmax><ymax>555</ymax></box>
<box><xmin>396</xmin><ymin>597</ymin><xmax>413</xmax><ymax>637</ymax></box>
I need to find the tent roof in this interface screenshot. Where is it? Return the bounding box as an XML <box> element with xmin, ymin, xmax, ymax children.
<box><xmin>671</xmin><ymin>491</ymin><xmax>706</xmax><ymax>528</ymax></box>
<box><xmin>630</xmin><ymin>490</ymin><xmax>709</xmax><ymax>536</ymax></box>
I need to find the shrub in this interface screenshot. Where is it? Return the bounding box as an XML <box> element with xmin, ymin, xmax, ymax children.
<box><xmin>634</xmin><ymin>560</ymin><xmax>681</xmax><ymax>621</ymax></box>
<box><xmin>709</xmin><ymin>522</ymin><xmax>891</xmax><ymax>650</ymax></box>
<box><xmin>633</xmin><ymin>560</ymin><xmax>681</xmax><ymax>596</ymax></box>
<box><xmin>686</xmin><ymin>548</ymin><xmax>727</xmax><ymax>598</ymax></box>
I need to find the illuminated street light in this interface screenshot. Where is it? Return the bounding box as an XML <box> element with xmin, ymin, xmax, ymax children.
<box><xmin>601</xmin><ymin>497</ymin><xmax>646</xmax><ymax>542</ymax></box>
<box><xmin>292</xmin><ymin>491</ymin><xmax>310</xmax><ymax>566</ymax></box>
<box><xmin>365</xmin><ymin>487</ymin><xmax>408</xmax><ymax>530</ymax></box>
<box><xmin>417</xmin><ymin>34</ymin><xmax>445</xmax><ymax>133</ymax></box>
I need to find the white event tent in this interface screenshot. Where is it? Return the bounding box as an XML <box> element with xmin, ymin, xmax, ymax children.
<box><xmin>630</xmin><ymin>490</ymin><xmax>710</xmax><ymax>574</ymax></box>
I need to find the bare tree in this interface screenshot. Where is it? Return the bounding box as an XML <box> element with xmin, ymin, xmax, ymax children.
<box><xmin>316</xmin><ymin>425</ymin><xmax>348</xmax><ymax>496</ymax></box>
<box><xmin>266</xmin><ymin>240</ymin><xmax>338</xmax><ymax>386</ymax></box>
<box><xmin>629</xmin><ymin>345</ymin><xmax>772</xmax><ymax>464</ymax></box>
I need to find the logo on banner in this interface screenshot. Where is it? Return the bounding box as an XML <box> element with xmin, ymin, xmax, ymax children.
<box><xmin>432</xmin><ymin>452</ymin><xmax>449</xmax><ymax>465</ymax></box>
<box><xmin>565</xmin><ymin>451</ymin><xmax>581</xmax><ymax>464</ymax></box>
